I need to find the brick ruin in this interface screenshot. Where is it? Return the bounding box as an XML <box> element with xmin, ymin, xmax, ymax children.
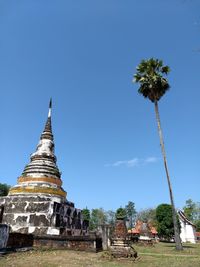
<box><xmin>110</xmin><ymin>219</ymin><xmax>137</xmax><ymax>259</ymax></box>
<box><xmin>0</xmin><ymin>100</ymin><xmax>89</xmax><ymax>238</ymax></box>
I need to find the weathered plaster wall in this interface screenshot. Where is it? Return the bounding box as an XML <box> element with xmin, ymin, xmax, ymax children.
<box><xmin>180</xmin><ymin>219</ymin><xmax>196</xmax><ymax>243</ymax></box>
<box><xmin>0</xmin><ymin>195</ymin><xmax>88</xmax><ymax>236</ymax></box>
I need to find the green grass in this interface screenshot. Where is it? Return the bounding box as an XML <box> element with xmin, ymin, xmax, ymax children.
<box><xmin>0</xmin><ymin>242</ymin><xmax>200</xmax><ymax>267</ymax></box>
<box><xmin>134</xmin><ymin>241</ymin><xmax>200</xmax><ymax>255</ymax></box>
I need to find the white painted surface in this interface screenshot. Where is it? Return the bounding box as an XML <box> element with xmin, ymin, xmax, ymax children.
<box><xmin>178</xmin><ymin>211</ymin><xmax>196</xmax><ymax>244</ymax></box>
<box><xmin>28</xmin><ymin>226</ymin><xmax>36</xmax><ymax>233</ymax></box>
<box><xmin>31</xmin><ymin>138</ymin><xmax>54</xmax><ymax>157</ymax></box>
<box><xmin>48</xmin><ymin>108</ymin><xmax>51</xmax><ymax>118</ymax></box>
<box><xmin>47</xmin><ymin>227</ymin><xmax>60</xmax><ymax>235</ymax></box>
<box><xmin>139</xmin><ymin>236</ymin><xmax>151</xmax><ymax>241</ymax></box>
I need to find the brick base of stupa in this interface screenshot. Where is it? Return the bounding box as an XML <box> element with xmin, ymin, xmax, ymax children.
<box><xmin>110</xmin><ymin>238</ymin><xmax>137</xmax><ymax>258</ymax></box>
<box><xmin>0</xmin><ymin>195</ymin><xmax>88</xmax><ymax>236</ymax></box>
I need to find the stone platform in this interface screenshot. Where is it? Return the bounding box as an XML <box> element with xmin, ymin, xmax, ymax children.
<box><xmin>110</xmin><ymin>238</ymin><xmax>137</xmax><ymax>258</ymax></box>
<box><xmin>6</xmin><ymin>232</ymin><xmax>102</xmax><ymax>252</ymax></box>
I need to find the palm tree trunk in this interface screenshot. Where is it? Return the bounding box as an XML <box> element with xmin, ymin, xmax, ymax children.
<box><xmin>154</xmin><ymin>100</ymin><xmax>183</xmax><ymax>250</ymax></box>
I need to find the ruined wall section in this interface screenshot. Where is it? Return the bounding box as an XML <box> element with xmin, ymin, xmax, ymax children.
<box><xmin>0</xmin><ymin>196</ymin><xmax>88</xmax><ymax>236</ymax></box>
<box><xmin>0</xmin><ymin>196</ymin><xmax>54</xmax><ymax>235</ymax></box>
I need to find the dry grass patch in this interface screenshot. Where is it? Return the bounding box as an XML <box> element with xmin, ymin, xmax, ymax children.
<box><xmin>0</xmin><ymin>243</ymin><xmax>200</xmax><ymax>267</ymax></box>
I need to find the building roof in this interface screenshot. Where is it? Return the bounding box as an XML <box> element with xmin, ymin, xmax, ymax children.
<box><xmin>151</xmin><ymin>227</ymin><xmax>158</xmax><ymax>235</ymax></box>
<box><xmin>128</xmin><ymin>229</ymin><xmax>140</xmax><ymax>234</ymax></box>
<box><xmin>128</xmin><ymin>220</ymin><xmax>158</xmax><ymax>235</ymax></box>
<box><xmin>178</xmin><ymin>210</ymin><xmax>196</xmax><ymax>227</ymax></box>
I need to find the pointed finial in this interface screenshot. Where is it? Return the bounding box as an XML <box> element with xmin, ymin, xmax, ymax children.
<box><xmin>41</xmin><ymin>98</ymin><xmax>53</xmax><ymax>139</ymax></box>
<box><xmin>48</xmin><ymin>98</ymin><xmax>52</xmax><ymax>118</ymax></box>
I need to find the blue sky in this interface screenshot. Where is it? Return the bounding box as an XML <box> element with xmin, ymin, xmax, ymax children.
<box><xmin>0</xmin><ymin>0</ymin><xmax>200</xmax><ymax>212</ymax></box>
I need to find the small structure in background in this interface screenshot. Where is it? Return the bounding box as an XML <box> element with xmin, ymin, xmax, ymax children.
<box><xmin>110</xmin><ymin>216</ymin><xmax>137</xmax><ymax>259</ymax></box>
<box><xmin>128</xmin><ymin>220</ymin><xmax>158</xmax><ymax>245</ymax></box>
<box><xmin>196</xmin><ymin>232</ymin><xmax>200</xmax><ymax>242</ymax></box>
<box><xmin>178</xmin><ymin>210</ymin><xmax>196</xmax><ymax>244</ymax></box>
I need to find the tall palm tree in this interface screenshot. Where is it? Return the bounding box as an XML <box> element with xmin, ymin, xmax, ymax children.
<box><xmin>133</xmin><ymin>58</ymin><xmax>183</xmax><ymax>250</ymax></box>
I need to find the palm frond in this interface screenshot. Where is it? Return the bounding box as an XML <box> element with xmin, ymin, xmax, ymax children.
<box><xmin>133</xmin><ymin>58</ymin><xmax>170</xmax><ymax>102</ymax></box>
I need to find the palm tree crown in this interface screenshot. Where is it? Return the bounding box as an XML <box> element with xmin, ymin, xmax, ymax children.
<box><xmin>133</xmin><ymin>58</ymin><xmax>170</xmax><ymax>102</ymax></box>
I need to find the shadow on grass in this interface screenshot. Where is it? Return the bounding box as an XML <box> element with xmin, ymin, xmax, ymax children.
<box><xmin>164</xmin><ymin>245</ymin><xmax>196</xmax><ymax>249</ymax></box>
<box><xmin>183</xmin><ymin>245</ymin><xmax>197</xmax><ymax>249</ymax></box>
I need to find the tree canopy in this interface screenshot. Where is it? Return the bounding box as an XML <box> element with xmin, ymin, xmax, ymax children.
<box><xmin>89</xmin><ymin>208</ymin><xmax>108</xmax><ymax>230</ymax></box>
<box><xmin>82</xmin><ymin>208</ymin><xmax>90</xmax><ymax>222</ymax></box>
<box><xmin>136</xmin><ymin>208</ymin><xmax>157</xmax><ymax>225</ymax></box>
<box><xmin>115</xmin><ymin>207</ymin><xmax>127</xmax><ymax>220</ymax></box>
<box><xmin>183</xmin><ymin>199</ymin><xmax>200</xmax><ymax>231</ymax></box>
<box><xmin>0</xmin><ymin>183</ymin><xmax>10</xmax><ymax>196</ymax></box>
<box><xmin>125</xmin><ymin>201</ymin><xmax>136</xmax><ymax>228</ymax></box>
<box><xmin>156</xmin><ymin>204</ymin><xmax>180</xmax><ymax>240</ymax></box>
<box><xmin>133</xmin><ymin>58</ymin><xmax>170</xmax><ymax>103</ymax></box>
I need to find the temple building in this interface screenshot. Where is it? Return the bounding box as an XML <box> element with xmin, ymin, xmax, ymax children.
<box><xmin>128</xmin><ymin>220</ymin><xmax>158</xmax><ymax>240</ymax></box>
<box><xmin>178</xmin><ymin>210</ymin><xmax>196</xmax><ymax>244</ymax></box>
<box><xmin>0</xmin><ymin>100</ymin><xmax>87</xmax><ymax>236</ymax></box>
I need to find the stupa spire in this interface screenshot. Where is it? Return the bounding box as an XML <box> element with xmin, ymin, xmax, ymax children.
<box><xmin>48</xmin><ymin>98</ymin><xmax>52</xmax><ymax>118</ymax></box>
<box><xmin>42</xmin><ymin>98</ymin><xmax>53</xmax><ymax>140</ymax></box>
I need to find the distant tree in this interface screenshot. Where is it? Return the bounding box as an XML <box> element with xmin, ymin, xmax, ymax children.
<box><xmin>183</xmin><ymin>199</ymin><xmax>200</xmax><ymax>221</ymax></box>
<box><xmin>183</xmin><ymin>199</ymin><xmax>200</xmax><ymax>231</ymax></box>
<box><xmin>82</xmin><ymin>207</ymin><xmax>90</xmax><ymax>221</ymax></box>
<box><xmin>106</xmin><ymin>210</ymin><xmax>116</xmax><ymax>227</ymax></box>
<box><xmin>156</xmin><ymin>204</ymin><xmax>180</xmax><ymax>241</ymax></box>
<box><xmin>136</xmin><ymin>208</ymin><xmax>157</xmax><ymax>225</ymax></box>
<box><xmin>125</xmin><ymin>201</ymin><xmax>136</xmax><ymax>228</ymax></box>
<box><xmin>0</xmin><ymin>183</ymin><xmax>10</xmax><ymax>196</ymax></box>
<box><xmin>89</xmin><ymin>208</ymin><xmax>108</xmax><ymax>230</ymax></box>
<box><xmin>105</xmin><ymin>210</ymin><xmax>116</xmax><ymax>235</ymax></box>
<box><xmin>195</xmin><ymin>220</ymin><xmax>200</xmax><ymax>232</ymax></box>
<box><xmin>194</xmin><ymin>203</ymin><xmax>200</xmax><ymax>221</ymax></box>
<box><xmin>183</xmin><ymin>199</ymin><xmax>196</xmax><ymax>221</ymax></box>
<box><xmin>133</xmin><ymin>58</ymin><xmax>182</xmax><ymax>250</ymax></box>
<box><xmin>116</xmin><ymin>207</ymin><xmax>127</xmax><ymax>220</ymax></box>
<box><xmin>82</xmin><ymin>207</ymin><xmax>90</xmax><ymax>231</ymax></box>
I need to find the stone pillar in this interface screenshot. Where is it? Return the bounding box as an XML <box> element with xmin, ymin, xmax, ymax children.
<box><xmin>98</xmin><ymin>225</ymin><xmax>111</xmax><ymax>250</ymax></box>
<box><xmin>0</xmin><ymin>224</ymin><xmax>9</xmax><ymax>249</ymax></box>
